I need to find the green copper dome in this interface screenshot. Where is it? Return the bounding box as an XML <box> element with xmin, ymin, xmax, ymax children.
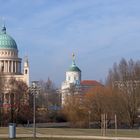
<box><xmin>68</xmin><ymin>54</ymin><xmax>81</xmax><ymax>72</ymax></box>
<box><xmin>68</xmin><ymin>64</ymin><xmax>81</xmax><ymax>72</ymax></box>
<box><xmin>0</xmin><ymin>26</ymin><xmax>18</xmax><ymax>50</ymax></box>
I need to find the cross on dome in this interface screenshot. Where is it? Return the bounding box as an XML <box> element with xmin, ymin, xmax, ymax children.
<box><xmin>72</xmin><ymin>53</ymin><xmax>76</xmax><ymax>65</ymax></box>
<box><xmin>1</xmin><ymin>25</ymin><xmax>6</xmax><ymax>34</ymax></box>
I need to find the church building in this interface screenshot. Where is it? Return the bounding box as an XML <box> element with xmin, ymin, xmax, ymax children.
<box><xmin>61</xmin><ymin>54</ymin><xmax>81</xmax><ymax>105</ymax></box>
<box><xmin>0</xmin><ymin>25</ymin><xmax>29</xmax><ymax>107</ymax></box>
<box><xmin>61</xmin><ymin>53</ymin><xmax>103</xmax><ymax>106</ymax></box>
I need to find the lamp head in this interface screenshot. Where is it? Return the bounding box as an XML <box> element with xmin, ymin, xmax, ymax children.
<box><xmin>31</xmin><ymin>81</ymin><xmax>38</xmax><ymax>88</ymax></box>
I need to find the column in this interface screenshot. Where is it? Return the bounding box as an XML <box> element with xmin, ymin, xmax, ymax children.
<box><xmin>4</xmin><ymin>61</ymin><xmax>6</xmax><ymax>73</ymax></box>
<box><xmin>16</xmin><ymin>61</ymin><xmax>18</xmax><ymax>73</ymax></box>
<box><xmin>11</xmin><ymin>61</ymin><xmax>13</xmax><ymax>73</ymax></box>
<box><xmin>8</xmin><ymin>61</ymin><xmax>9</xmax><ymax>73</ymax></box>
<box><xmin>6</xmin><ymin>60</ymin><xmax>8</xmax><ymax>73</ymax></box>
<box><xmin>5</xmin><ymin>61</ymin><xmax>7</xmax><ymax>73</ymax></box>
<box><xmin>17</xmin><ymin>61</ymin><xmax>19</xmax><ymax>73</ymax></box>
<box><xmin>13</xmin><ymin>61</ymin><xmax>15</xmax><ymax>73</ymax></box>
<box><xmin>15</xmin><ymin>61</ymin><xmax>17</xmax><ymax>73</ymax></box>
<box><xmin>19</xmin><ymin>61</ymin><xmax>21</xmax><ymax>73</ymax></box>
<box><xmin>18</xmin><ymin>61</ymin><xmax>21</xmax><ymax>73</ymax></box>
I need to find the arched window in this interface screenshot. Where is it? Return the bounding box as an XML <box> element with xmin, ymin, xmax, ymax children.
<box><xmin>25</xmin><ymin>69</ymin><xmax>28</xmax><ymax>74</ymax></box>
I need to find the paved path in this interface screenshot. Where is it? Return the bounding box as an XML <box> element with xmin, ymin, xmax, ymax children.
<box><xmin>1</xmin><ymin>133</ymin><xmax>140</xmax><ymax>140</ymax></box>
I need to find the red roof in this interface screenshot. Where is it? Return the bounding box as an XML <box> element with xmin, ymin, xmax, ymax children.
<box><xmin>81</xmin><ymin>80</ymin><xmax>103</xmax><ymax>86</ymax></box>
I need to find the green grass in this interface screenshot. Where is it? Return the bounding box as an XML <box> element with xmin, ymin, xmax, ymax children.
<box><xmin>37</xmin><ymin>128</ymin><xmax>140</xmax><ymax>137</ymax></box>
<box><xmin>36</xmin><ymin>128</ymin><xmax>101</xmax><ymax>136</ymax></box>
<box><xmin>0</xmin><ymin>127</ymin><xmax>32</xmax><ymax>134</ymax></box>
<box><xmin>0</xmin><ymin>127</ymin><xmax>140</xmax><ymax>139</ymax></box>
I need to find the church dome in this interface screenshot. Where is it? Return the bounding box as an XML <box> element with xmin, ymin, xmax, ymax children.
<box><xmin>0</xmin><ymin>26</ymin><xmax>18</xmax><ymax>50</ymax></box>
<box><xmin>68</xmin><ymin>53</ymin><xmax>81</xmax><ymax>72</ymax></box>
<box><xmin>68</xmin><ymin>63</ymin><xmax>81</xmax><ymax>72</ymax></box>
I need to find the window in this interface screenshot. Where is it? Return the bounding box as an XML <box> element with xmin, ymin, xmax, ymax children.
<box><xmin>25</xmin><ymin>69</ymin><xmax>28</xmax><ymax>74</ymax></box>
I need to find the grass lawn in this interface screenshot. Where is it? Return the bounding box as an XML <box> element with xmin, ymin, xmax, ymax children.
<box><xmin>37</xmin><ymin>128</ymin><xmax>140</xmax><ymax>137</ymax></box>
<box><xmin>0</xmin><ymin>127</ymin><xmax>140</xmax><ymax>139</ymax></box>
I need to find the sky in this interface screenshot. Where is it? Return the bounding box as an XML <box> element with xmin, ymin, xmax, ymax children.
<box><xmin>1</xmin><ymin>0</ymin><xmax>140</xmax><ymax>86</ymax></box>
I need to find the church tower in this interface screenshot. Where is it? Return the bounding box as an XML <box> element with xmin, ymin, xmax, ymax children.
<box><xmin>23</xmin><ymin>56</ymin><xmax>29</xmax><ymax>86</ymax></box>
<box><xmin>66</xmin><ymin>53</ymin><xmax>81</xmax><ymax>85</ymax></box>
<box><xmin>61</xmin><ymin>53</ymin><xmax>81</xmax><ymax>105</ymax></box>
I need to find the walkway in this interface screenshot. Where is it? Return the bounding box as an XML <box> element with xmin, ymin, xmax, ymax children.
<box><xmin>1</xmin><ymin>133</ymin><xmax>140</xmax><ymax>140</ymax></box>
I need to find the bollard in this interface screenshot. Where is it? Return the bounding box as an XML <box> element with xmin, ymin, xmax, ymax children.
<box><xmin>9</xmin><ymin>123</ymin><xmax>16</xmax><ymax>138</ymax></box>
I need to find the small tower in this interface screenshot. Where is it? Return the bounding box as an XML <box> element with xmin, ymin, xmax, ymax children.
<box><xmin>61</xmin><ymin>53</ymin><xmax>81</xmax><ymax>106</ymax></box>
<box><xmin>23</xmin><ymin>56</ymin><xmax>29</xmax><ymax>86</ymax></box>
<box><xmin>66</xmin><ymin>53</ymin><xmax>81</xmax><ymax>85</ymax></box>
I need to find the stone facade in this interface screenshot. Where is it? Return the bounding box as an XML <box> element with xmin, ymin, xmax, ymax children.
<box><xmin>0</xmin><ymin>26</ymin><xmax>29</xmax><ymax>108</ymax></box>
<box><xmin>61</xmin><ymin>54</ymin><xmax>81</xmax><ymax>105</ymax></box>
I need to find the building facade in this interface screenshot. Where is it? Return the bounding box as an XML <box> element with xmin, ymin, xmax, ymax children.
<box><xmin>61</xmin><ymin>54</ymin><xmax>81</xmax><ymax>105</ymax></box>
<box><xmin>61</xmin><ymin>54</ymin><xmax>103</xmax><ymax>106</ymax></box>
<box><xmin>0</xmin><ymin>25</ymin><xmax>29</xmax><ymax>107</ymax></box>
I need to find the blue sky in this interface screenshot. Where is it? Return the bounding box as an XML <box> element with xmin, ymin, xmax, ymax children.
<box><xmin>1</xmin><ymin>0</ymin><xmax>140</xmax><ymax>86</ymax></box>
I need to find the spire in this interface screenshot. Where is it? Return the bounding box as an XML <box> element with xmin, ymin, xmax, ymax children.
<box><xmin>72</xmin><ymin>53</ymin><xmax>76</xmax><ymax>66</ymax></box>
<box><xmin>68</xmin><ymin>53</ymin><xmax>81</xmax><ymax>72</ymax></box>
<box><xmin>1</xmin><ymin>25</ymin><xmax>6</xmax><ymax>34</ymax></box>
<box><xmin>24</xmin><ymin>56</ymin><xmax>29</xmax><ymax>67</ymax></box>
<box><xmin>0</xmin><ymin>17</ymin><xmax>6</xmax><ymax>34</ymax></box>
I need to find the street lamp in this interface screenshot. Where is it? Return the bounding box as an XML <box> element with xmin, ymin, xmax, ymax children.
<box><xmin>88</xmin><ymin>110</ymin><xmax>91</xmax><ymax>128</ymax></box>
<box><xmin>30</xmin><ymin>81</ymin><xmax>39</xmax><ymax>138</ymax></box>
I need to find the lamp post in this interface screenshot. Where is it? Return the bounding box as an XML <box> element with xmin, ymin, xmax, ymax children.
<box><xmin>88</xmin><ymin>110</ymin><xmax>91</xmax><ymax>128</ymax></box>
<box><xmin>30</xmin><ymin>81</ymin><xmax>39</xmax><ymax>138</ymax></box>
<box><xmin>115</xmin><ymin>114</ymin><xmax>117</xmax><ymax>136</ymax></box>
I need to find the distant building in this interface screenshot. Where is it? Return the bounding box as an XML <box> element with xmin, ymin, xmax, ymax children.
<box><xmin>61</xmin><ymin>53</ymin><xmax>81</xmax><ymax>105</ymax></box>
<box><xmin>0</xmin><ymin>25</ymin><xmax>29</xmax><ymax>108</ymax></box>
<box><xmin>61</xmin><ymin>54</ymin><xmax>102</xmax><ymax>106</ymax></box>
<box><xmin>81</xmin><ymin>80</ymin><xmax>103</xmax><ymax>93</ymax></box>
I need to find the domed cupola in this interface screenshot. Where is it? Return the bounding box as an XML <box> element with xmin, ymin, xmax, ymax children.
<box><xmin>68</xmin><ymin>53</ymin><xmax>81</xmax><ymax>72</ymax></box>
<box><xmin>66</xmin><ymin>53</ymin><xmax>81</xmax><ymax>84</ymax></box>
<box><xmin>0</xmin><ymin>26</ymin><xmax>18</xmax><ymax>50</ymax></box>
<box><xmin>0</xmin><ymin>25</ymin><xmax>21</xmax><ymax>74</ymax></box>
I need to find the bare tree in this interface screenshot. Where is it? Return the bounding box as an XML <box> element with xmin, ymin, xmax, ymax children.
<box><xmin>0</xmin><ymin>75</ymin><xmax>4</xmax><ymax>126</ymax></box>
<box><xmin>106</xmin><ymin>58</ymin><xmax>140</xmax><ymax>128</ymax></box>
<box><xmin>7</xmin><ymin>78</ymin><xmax>30</xmax><ymax>124</ymax></box>
<box><xmin>35</xmin><ymin>79</ymin><xmax>61</xmax><ymax>123</ymax></box>
<box><xmin>63</xmin><ymin>94</ymin><xmax>88</xmax><ymax>128</ymax></box>
<box><xmin>36</xmin><ymin>79</ymin><xmax>60</xmax><ymax>108</ymax></box>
